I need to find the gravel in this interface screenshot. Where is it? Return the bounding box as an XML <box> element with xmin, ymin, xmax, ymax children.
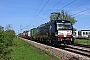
<box><xmin>21</xmin><ymin>38</ymin><xmax>90</xmax><ymax>60</ymax></box>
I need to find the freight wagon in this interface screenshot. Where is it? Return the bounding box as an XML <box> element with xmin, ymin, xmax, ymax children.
<box><xmin>30</xmin><ymin>28</ymin><xmax>37</xmax><ymax>40</ymax></box>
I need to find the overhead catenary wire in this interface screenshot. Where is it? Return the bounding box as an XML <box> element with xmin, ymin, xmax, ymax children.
<box><xmin>21</xmin><ymin>0</ymin><xmax>43</xmax><ymax>30</ymax></box>
<box><xmin>75</xmin><ymin>12</ymin><xmax>90</xmax><ymax>17</ymax></box>
<box><xmin>30</xmin><ymin>0</ymin><xmax>43</xmax><ymax>24</ymax></box>
<box><xmin>26</xmin><ymin>0</ymin><xmax>44</xmax><ymax>30</ymax></box>
<box><xmin>32</xmin><ymin>0</ymin><xmax>49</xmax><ymax>21</ymax></box>
<box><xmin>33</xmin><ymin>0</ymin><xmax>77</xmax><ymax>26</ymax></box>
<box><xmin>30</xmin><ymin>0</ymin><xmax>90</xmax><ymax>29</ymax></box>
<box><xmin>28</xmin><ymin>0</ymin><xmax>50</xmax><ymax>29</ymax></box>
<box><xmin>24</xmin><ymin>0</ymin><xmax>77</xmax><ymax>29</ymax></box>
<box><xmin>21</xmin><ymin>0</ymin><xmax>90</xmax><ymax>32</ymax></box>
<box><xmin>56</xmin><ymin>0</ymin><xmax>76</xmax><ymax>12</ymax></box>
<box><xmin>35</xmin><ymin>0</ymin><xmax>62</xmax><ymax>19</ymax></box>
<box><xmin>71</xmin><ymin>8</ymin><xmax>90</xmax><ymax>16</ymax></box>
<box><xmin>42</xmin><ymin>0</ymin><xmax>62</xmax><ymax>16</ymax></box>
<box><xmin>69</xmin><ymin>0</ymin><xmax>90</xmax><ymax>12</ymax></box>
<box><xmin>34</xmin><ymin>0</ymin><xmax>62</xmax><ymax>25</ymax></box>
<box><xmin>36</xmin><ymin>8</ymin><xmax>90</xmax><ymax>27</ymax></box>
<box><xmin>22</xmin><ymin>0</ymin><xmax>49</xmax><ymax>30</ymax></box>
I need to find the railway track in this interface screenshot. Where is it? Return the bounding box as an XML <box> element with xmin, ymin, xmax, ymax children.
<box><xmin>37</xmin><ymin>41</ymin><xmax>90</xmax><ymax>58</ymax></box>
<box><xmin>73</xmin><ymin>43</ymin><xmax>90</xmax><ymax>48</ymax></box>
<box><xmin>60</xmin><ymin>44</ymin><xmax>90</xmax><ymax>57</ymax></box>
<box><xmin>20</xmin><ymin>38</ymin><xmax>90</xmax><ymax>60</ymax></box>
<box><xmin>26</xmin><ymin>38</ymin><xmax>90</xmax><ymax>57</ymax></box>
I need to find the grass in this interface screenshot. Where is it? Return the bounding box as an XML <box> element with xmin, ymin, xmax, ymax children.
<box><xmin>9</xmin><ymin>37</ymin><xmax>60</xmax><ymax>60</ymax></box>
<box><xmin>74</xmin><ymin>39</ymin><xmax>90</xmax><ymax>46</ymax></box>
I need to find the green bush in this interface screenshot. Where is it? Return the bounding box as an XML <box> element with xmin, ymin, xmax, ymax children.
<box><xmin>0</xmin><ymin>29</ymin><xmax>15</xmax><ymax>60</ymax></box>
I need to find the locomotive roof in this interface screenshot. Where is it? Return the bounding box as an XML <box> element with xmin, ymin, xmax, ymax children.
<box><xmin>37</xmin><ymin>20</ymin><xmax>71</xmax><ymax>28</ymax></box>
<box><xmin>50</xmin><ymin>20</ymin><xmax>71</xmax><ymax>23</ymax></box>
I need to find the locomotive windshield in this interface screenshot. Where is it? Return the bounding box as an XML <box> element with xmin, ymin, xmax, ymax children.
<box><xmin>57</xmin><ymin>23</ymin><xmax>72</xmax><ymax>30</ymax></box>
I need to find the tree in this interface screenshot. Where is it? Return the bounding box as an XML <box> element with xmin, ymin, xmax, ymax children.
<box><xmin>5</xmin><ymin>24</ymin><xmax>13</xmax><ymax>30</ymax></box>
<box><xmin>50</xmin><ymin>10</ymin><xmax>77</xmax><ymax>25</ymax></box>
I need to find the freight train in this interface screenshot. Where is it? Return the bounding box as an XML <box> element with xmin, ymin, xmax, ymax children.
<box><xmin>19</xmin><ymin>20</ymin><xmax>74</xmax><ymax>45</ymax></box>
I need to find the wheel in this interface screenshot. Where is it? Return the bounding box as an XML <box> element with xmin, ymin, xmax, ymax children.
<box><xmin>71</xmin><ymin>41</ymin><xmax>74</xmax><ymax>44</ymax></box>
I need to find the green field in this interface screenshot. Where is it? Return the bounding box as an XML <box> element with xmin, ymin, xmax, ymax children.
<box><xmin>74</xmin><ymin>39</ymin><xmax>90</xmax><ymax>46</ymax></box>
<box><xmin>9</xmin><ymin>38</ymin><xmax>60</xmax><ymax>60</ymax></box>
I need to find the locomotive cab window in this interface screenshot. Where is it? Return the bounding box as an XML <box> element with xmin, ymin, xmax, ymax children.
<box><xmin>64</xmin><ymin>23</ymin><xmax>72</xmax><ymax>29</ymax></box>
<box><xmin>57</xmin><ymin>23</ymin><xmax>64</xmax><ymax>29</ymax></box>
<box><xmin>57</xmin><ymin>23</ymin><xmax>72</xmax><ymax>30</ymax></box>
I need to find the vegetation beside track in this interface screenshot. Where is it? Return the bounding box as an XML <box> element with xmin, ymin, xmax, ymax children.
<box><xmin>10</xmin><ymin>37</ymin><xmax>60</xmax><ymax>60</ymax></box>
<box><xmin>0</xmin><ymin>25</ymin><xmax>15</xmax><ymax>60</ymax></box>
<box><xmin>74</xmin><ymin>39</ymin><xmax>90</xmax><ymax>46</ymax></box>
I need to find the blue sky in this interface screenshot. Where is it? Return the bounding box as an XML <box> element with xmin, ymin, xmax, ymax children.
<box><xmin>0</xmin><ymin>0</ymin><xmax>90</xmax><ymax>34</ymax></box>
